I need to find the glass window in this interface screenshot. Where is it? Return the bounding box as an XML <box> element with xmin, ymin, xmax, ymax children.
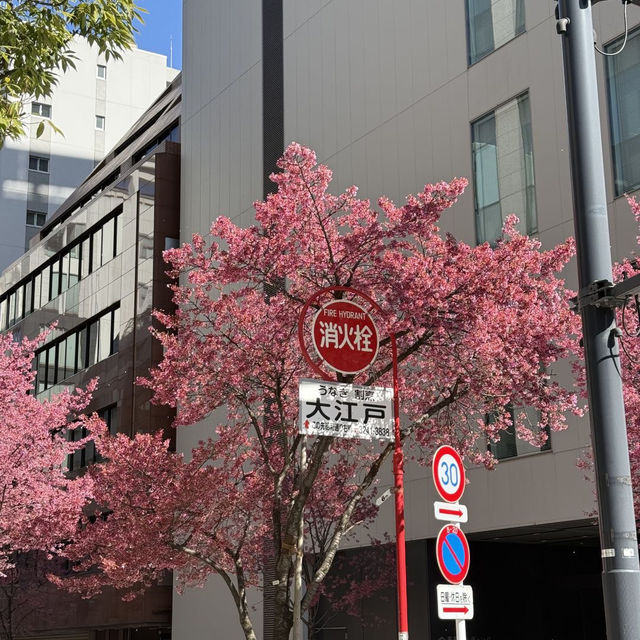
<box><xmin>99</xmin><ymin>405</ymin><xmax>119</xmax><ymax>436</ymax></box>
<box><xmin>87</xmin><ymin>322</ymin><xmax>99</xmax><ymax>367</ymax></box>
<box><xmin>57</xmin><ymin>339</ymin><xmax>66</xmax><ymax>383</ymax></box>
<box><xmin>46</xmin><ymin>345</ymin><xmax>56</xmax><ymax>388</ymax></box>
<box><xmin>24</xmin><ymin>280</ymin><xmax>32</xmax><ymax>316</ymax></box>
<box><xmin>0</xmin><ymin>298</ymin><xmax>6</xmax><ymax>330</ymax></box>
<box><xmin>40</xmin><ymin>267</ymin><xmax>50</xmax><ymax>305</ymax></box>
<box><xmin>92</xmin><ymin>228</ymin><xmax>102</xmax><ymax>272</ymax></box>
<box><xmin>28</xmin><ymin>155</ymin><xmax>49</xmax><ymax>172</ymax></box>
<box><xmin>97</xmin><ymin>64</ymin><xmax>107</xmax><ymax>79</ymax></box>
<box><xmin>111</xmin><ymin>306</ymin><xmax>120</xmax><ymax>354</ymax></box>
<box><xmin>15</xmin><ymin>286</ymin><xmax>23</xmax><ymax>321</ymax></box>
<box><xmin>33</xmin><ymin>306</ymin><xmax>120</xmax><ymax>394</ymax></box>
<box><xmin>77</xmin><ymin>327</ymin><xmax>88</xmax><ymax>371</ymax></box>
<box><xmin>60</xmin><ymin>252</ymin><xmax>70</xmax><ymax>294</ymax></box>
<box><xmin>472</xmin><ymin>93</ymin><xmax>537</xmax><ymax>245</ymax></box>
<box><xmin>26</xmin><ymin>210</ymin><xmax>46</xmax><ymax>227</ymax></box>
<box><xmin>102</xmin><ymin>216</ymin><xmax>115</xmax><ymax>264</ymax></box>
<box><xmin>95</xmin><ymin>115</ymin><xmax>105</xmax><ymax>130</ymax></box>
<box><xmin>467</xmin><ymin>0</ymin><xmax>525</xmax><ymax>65</ymax></box>
<box><xmin>81</xmin><ymin>237</ymin><xmax>91</xmax><ymax>279</ymax></box>
<box><xmin>50</xmin><ymin>259</ymin><xmax>60</xmax><ymax>299</ymax></box>
<box><xmin>32</xmin><ymin>272</ymin><xmax>41</xmax><ymax>310</ymax></box>
<box><xmin>36</xmin><ymin>352</ymin><xmax>47</xmax><ymax>394</ymax></box>
<box><xmin>7</xmin><ymin>293</ymin><xmax>15</xmax><ymax>327</ymax></box>
<box><xmin>606</xmin><ymin>28</ymin><xmax>640</xmax><ymax>196</ymax></box>
<box><xmin>115</xmin><ymin>213</ymin><xmax>123</xmax><ymax>255</ymax></box>
<box><xmin>65</xmin><ymin>334</ymin><xmax>77</xmax><ymax>378</ymax></box>
<box><xmin>488</xmin><ymin>405</ymin><xmax>550</xmax><ymax>460</ymax></box>
<box><xmin>31</xmin><ymin>102</ymin><xmax>51</xmax><ymax>118</ymax></box>
<box><xmin>98</xmin><ymin>312</ymin><xmax>112</xmax><ymax>361</ymax></box>
<box><xmin>68</xmin><ymin>244</ymin><xmax>80</xmax><ymax>288</ymax></box>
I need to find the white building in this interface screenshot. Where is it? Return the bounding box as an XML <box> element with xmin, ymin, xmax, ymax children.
<box><xmin>0</xmin><ymin>37</ymin><xmax>178</xmax><ymax>271</ymax></box>
<box><xmin>176</xmin><ymin>1</ymin><xmax>640</xmax><ymax>638</ymax></box>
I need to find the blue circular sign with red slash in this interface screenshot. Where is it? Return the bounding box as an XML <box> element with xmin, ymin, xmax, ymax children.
<box><xmin>436</xmin><ymin>524</ymin><xmax>470</xmax><ymax>585</ymax></box>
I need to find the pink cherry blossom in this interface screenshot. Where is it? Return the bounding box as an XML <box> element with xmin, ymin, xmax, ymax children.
<box><xmin>60</xmin><ymin>144</ymin><xmax>583</xmax><ymax>640</ymax></box>
<box><xmin>0</xmin><ymin>331</ymin><xmax>94</xmax><ymax>575</ymax></box>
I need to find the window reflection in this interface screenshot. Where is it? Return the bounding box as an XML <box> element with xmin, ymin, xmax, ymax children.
<box><xmin>34</xmin><ymin>304</ymin><xmax>120</xmax><ymax>394</ymax></box>
<box><xmin>0</xmin><ymin>209</ymin><xmax>123</xmax><ymax>330</ymax></box>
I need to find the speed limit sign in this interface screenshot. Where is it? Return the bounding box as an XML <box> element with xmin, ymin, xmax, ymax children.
<box><xmin>432</xmin><ymin>445</ymin><xmax>465</xmax><ymax>503</ymax></box>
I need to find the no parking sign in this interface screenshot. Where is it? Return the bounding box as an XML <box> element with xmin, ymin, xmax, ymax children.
<box><xmin>436</xmin><ymin>524</ymin><xmax>470</xmax><ymax>585</ymax></box>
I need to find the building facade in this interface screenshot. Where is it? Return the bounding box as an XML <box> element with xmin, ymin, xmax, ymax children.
<box><xmin>0</xmin><ymin>37</ymin><xmax>178</xmax><ymax>272</ymax></box>
<box><xmin>0</xmin><ymin>75</ymin><xmax>182</xmax><ymax>640</ymax></box>
<box><xmin>176</xmin><ymin>1</ymin><xmax>640</xmax><ymax>639</ymax></box>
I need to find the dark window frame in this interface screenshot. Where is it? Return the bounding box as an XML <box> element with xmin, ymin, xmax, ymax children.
<box><xmin>34</xmin><ymin>303</ymin><xmax>120</xmax><ymax>394</ymax></box>
<box><xmin>28</xmin><ymin>155</ymin><xmax>49</xmax><ymax>173</ymax></box>
<box><xmin>31</xmin><ymin>102</ymin><xmax>52</xmax><ymax>118</ymax></box>
<box><xmin>605</xmin><ymin>27</ymin><xmax>640</xmax><ymax>197</ymax></box>
<box><xmin>465</xmin><ymin>0</ymin><xmax>526</xmax><ymax>66</ymax></box>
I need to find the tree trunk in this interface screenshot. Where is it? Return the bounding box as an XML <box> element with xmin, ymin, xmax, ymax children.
<box><xmin>271</xmin><ymin>582</ymin><xmax>293</xmax><ymax>640</ymax></box>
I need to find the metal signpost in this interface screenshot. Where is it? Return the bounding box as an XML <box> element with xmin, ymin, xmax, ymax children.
<box><xmin>555</xmin><ymin>1</ymin><xmax>640</xmax><ymax>637</ymax></box>
<box><xmin>432</xmin><ymin>445</ymin><xmax>473</xmax><ymax>640</ymax></box>
<box><xmin>298</xmin><ymin>286</ymin><xmax>409</xmax><ymax>640</ymax></box>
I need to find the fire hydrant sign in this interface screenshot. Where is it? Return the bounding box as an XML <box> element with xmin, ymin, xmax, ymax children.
<box><xmin>298</xmin><ymin>378</ymin><xmax>393</xmax><ymax>440</ymax></box>
<box><xmin>312</xmin><ymin>300</ymin><xmax>378</xmax><ymax>374</ymax></box>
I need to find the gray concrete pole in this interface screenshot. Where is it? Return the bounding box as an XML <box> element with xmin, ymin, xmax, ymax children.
<box><xmin>557</xmin><ymin>1</ymin><xmax>640</xmax><ymax>637</ymax></box>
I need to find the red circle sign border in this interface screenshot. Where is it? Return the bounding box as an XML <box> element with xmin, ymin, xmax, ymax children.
<box><xmin>311</xmin><ymin>299</ymin><xmax>379</xmax><ymax>375</ymax></box>
<box><xmin>436</xmin><ymin>524</ymin><xmax>470</xmax><ymax>585</ymax></box>
<box><xmin>432</xmin><ymin>445</ymin><xmax>465</xmax><ymax>503</ymax></box>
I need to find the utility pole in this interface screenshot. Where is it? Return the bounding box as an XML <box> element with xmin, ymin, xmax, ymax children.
<box><xmin>556</xmin><ymin>1</ymin><xmax>640</xmax><ymax>637</ymax></box>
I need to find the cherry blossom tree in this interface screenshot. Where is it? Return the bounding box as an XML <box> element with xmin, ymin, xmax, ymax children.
<box><xmin>59</xmin><ymin>144</ymin><xmax>582</xmax><ymax>640</ymax></box>
<box><xmin>0</xmin><ymin>332</ymin><xmax>94</xmax><ymax>575</ymax></box>
<box><xmin>611</xmin><ymin>196</ymin><xmax>640</xmax><ymax>521</ymax></box>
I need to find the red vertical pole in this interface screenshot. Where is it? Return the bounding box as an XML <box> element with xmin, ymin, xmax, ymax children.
<box><xmin>391</xmin><ymin>334</ymin><xmax>408</xmax><ymax>640</ymax></box>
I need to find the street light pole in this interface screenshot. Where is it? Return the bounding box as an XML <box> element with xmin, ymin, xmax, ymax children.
<box><xmin>556</xmin><ymin>1</ymin><xmax>640</xmax><ymax>637</ymax></box>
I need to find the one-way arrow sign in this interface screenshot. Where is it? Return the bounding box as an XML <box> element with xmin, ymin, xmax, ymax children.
<box><xmin>436</xmin><ymin>584</ymin><xmax>474</xmax><ymax>620</ymax></box>
<box><xmin>442</xmin><ymin>606</ymin><xmax>470</xmax><ymax>615</ymax></box>
<box><xmin>434</xmin><ymin>501</ymin><xmax>468</xmax><ymax>523</ymax></box>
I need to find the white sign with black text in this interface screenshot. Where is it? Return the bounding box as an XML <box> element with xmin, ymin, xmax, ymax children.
<box><xmin>436</xmin><ymin>584</ymin><xmax>474</xmax><ymax>620</ymax></box>
<box><xmin>298</xmin><ymin>378</ymin><xmax>394</xmax><ymax>440</ymax></box>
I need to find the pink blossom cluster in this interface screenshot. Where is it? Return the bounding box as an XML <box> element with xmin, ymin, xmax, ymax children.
<box><xmin>58</xmin><ymin>144</ymin><xmax>583</xmax><ymax>640</ymax></box>
<box><xmin>0</xmin><ymin>332</ymin><xmax>94</xmax><ymax>574</ymax></box>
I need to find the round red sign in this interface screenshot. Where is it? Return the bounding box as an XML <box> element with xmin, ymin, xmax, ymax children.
<box><xmin>432</xmin><ymin>445</ymin><xmax>466</xmax><ymax>503</ymax></box>
<box><xmin>311</xmin><ymin>300</ymin><xmax>379</xmax><ymax>374</ymax></box>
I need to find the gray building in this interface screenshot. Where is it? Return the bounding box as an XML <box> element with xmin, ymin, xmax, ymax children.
<box><xmin>175</xmin><ymin>1</ymin><xmax>640</xmax><ymax>639</ymax></box>
<box><xmin>0</xmin><ymin>74</ymin><xmax>181</xmax><ymax>640</ymax></box>
<box><xmin>0</xmin><ymin>37</ymin><xmax>178</xmax><ymax>272</ymax></box>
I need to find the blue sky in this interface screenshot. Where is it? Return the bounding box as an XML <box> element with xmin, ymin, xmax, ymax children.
<box><xmin>135</xmin><ymin>0</ymin><xmax>183</xmax><ymax>69</ymax></box>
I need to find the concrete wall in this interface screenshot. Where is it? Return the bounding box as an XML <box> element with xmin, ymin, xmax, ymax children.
<box><xmin>175</xmin><ymin>1</ymin><xmax>265</xmax><ymax>638</ymax></box>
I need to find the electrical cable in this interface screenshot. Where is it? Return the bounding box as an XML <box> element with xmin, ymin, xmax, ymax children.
<box><xmin>621</xmin><ymin>294</ymin><xmax>640</xmax><ymax>337</ymax></box>
<box><xmin>618</xmin><ymin>332</ymin><xmax>637</xmax><ymax>366</ymax></box>
<box><xmin>595</xmin><ymin>0</ymin><xmax>629</xmax><ymax>57</ymax></box>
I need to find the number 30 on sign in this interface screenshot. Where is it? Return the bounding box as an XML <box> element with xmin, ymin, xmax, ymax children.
<box><xmin>432</xmin><ymin>445</ymin><xmax>465</xmax><ymax>503</ymax></box>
